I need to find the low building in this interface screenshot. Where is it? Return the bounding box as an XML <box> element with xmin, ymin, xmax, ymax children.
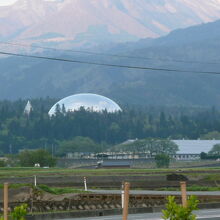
<box><xmin>65</xmin><ymin>140</ymin><xmax>220</xmax><ymax>161</ymax></box>
<box><xmin>173</xmin><ymin>140</ymin><xmax>220</xmax><ymax>154</ymax></box>
<box><xmin>66</xmin><ymin>152</ymin><xmax>95</xmax><ymax>159</ymax></box>
<box><xmin>170</xmin><ymin>153</ymin><xmax>200</xmax><ymax>161</ymax></box>
<box><xmin>172</xmin><ymin>140</ymin><xmax>220</xmax><ymax>160</ymax></box>
<box><xmin>97</xmin><ymin>160</ymin><xmax>131</xmax><ymax>169</ymax></box>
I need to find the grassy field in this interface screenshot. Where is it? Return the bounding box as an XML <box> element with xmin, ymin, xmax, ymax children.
<box><xmin>0</xmin><ymin>183</ymin><xmax>90</xmax><ymax>194</ymax></box>
<box><xmin>38</xmin><ymin>184</ymin><xmax>90</xmax><ymax>194</ymax></box>
<box><xmin>1</xmin><ymin>167</ymin><xmax>220</xmax><ymax>193</ymax></box>
<box><xmin>0</xmin><ymin>167</ymin><xmax>220</xmax><ymax>178</ymax></box>
<box><xmin>158</xmin><ymin>185</ymin><xmax>220</xmax><ymax>191</ymax></box>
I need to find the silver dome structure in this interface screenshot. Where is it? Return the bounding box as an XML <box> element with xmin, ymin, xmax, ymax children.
<box><xmin>48</xmin><ymin>93</ymin><xmax>122</xmax><ymax>115</ymax></box>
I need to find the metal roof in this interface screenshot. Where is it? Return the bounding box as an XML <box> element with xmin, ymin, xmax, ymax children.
<box><xmin>100</xmin><ymin>160</ymin><xmax>131</xmax><ymax>166</ymax></box>
<box><xmin>173</xmin><ymin>140</ymin><xmax>220</xmax><ymax>154</ymax></box>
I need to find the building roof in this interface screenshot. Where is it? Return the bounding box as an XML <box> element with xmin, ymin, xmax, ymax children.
<box><xmin>99</xmin><ymin>160</ymin><xmax>131</xmax><ymax>166</ymax></box>
<box><xmin>173</xmin><ymin>140</ymin><xmax>220</xmax><ymax>154</ymax></box>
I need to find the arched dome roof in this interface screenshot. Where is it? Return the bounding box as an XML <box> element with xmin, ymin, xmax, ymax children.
<box><xmin>48</xmin><ymin>93</ymin><xmax>122</xmax><ymax>115</ymax></box>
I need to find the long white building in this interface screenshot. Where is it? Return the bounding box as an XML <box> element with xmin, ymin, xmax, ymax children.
<box><xmin>173</xmin><ymin>140</ymin><xmax>220</xmax><ymax>154</ymax></box>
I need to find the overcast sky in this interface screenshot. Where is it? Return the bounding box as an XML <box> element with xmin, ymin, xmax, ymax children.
<box><xmin>0</xmin><ymin>0</ymin><xmax>57</xmax><ymax>6</ymax></box>
<box><xmin>0</xmin><ymin>0</ymin><xmax>17</xmax><ymax>6</ymax></box>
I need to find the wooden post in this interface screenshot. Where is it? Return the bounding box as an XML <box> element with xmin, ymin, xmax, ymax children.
<box><xmin>180</xmin><ymin>181</ymin><xmax>187</xmax><ymax>207</ymax></box>
<box><xmin>122</xmin><ymin>182</ymin><xmax>130</xmax><ymax>220</ymax></box>
<box><xmin>4</xmin><ymin>183</ymin><xmax>8</xmax><ymax>220</ymax></box>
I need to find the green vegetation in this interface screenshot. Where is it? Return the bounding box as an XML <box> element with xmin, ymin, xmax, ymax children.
<box><xmin>200</xmin><ymin>131</ymin><xmax>220</xmax><ymax>140</ymax></box>
<box><xmin>0</xmin><ymin>183</ymin><xmax>31</xmax><ymax>189</ymax></box>
<box><xmin>209</xmin><ymin>144</ymin><xmax>220</xmax><ymax>155</ymax></box>
<box><xmin>19</xmin><ymin>149</ymin><xmax>56</xmax><ymax>167</ymax></box>
<box><xmin>159</xmin><ymin>185</ymin><xmax>220</xmax><ymax>191</ymax></box>
<box><xmin>0</xmin><ymin>167</ymin><xmax>219</xmax><ymax>179</ymax></box>
<box><xmin>201</xmin><ymin>143</ymin><xmax>220</xmax><ymax>160</ymax></box>
<box><xmin>155</xmin><ymin>154</ymin><xmax>170</xmax><ymax>168</ymax></box>
<box><xmin>11</xmin><ymin>204</ymin><xmax>28</xmax><ymax>220</ymax></box>
<box><xmin>0</xmin><ymin>204</ymin><xmax>29</xmax><ymax>220</ymax></box>
<box><xmin>57</xmin><ymin>137</ymin><xmax>105</xmax><ymax>156</ymax></box>
<box><xmin>38</xmin><ymin>184</ymin><xmax>89</xmax><ymax>194</ymax></box>
<box><xmin>112</xmin><ymin>139</ymin><xmax>178</xmax><ymax>155</ymax></box>
<box><xmin>163</xmin><ymin>196</ymin><xmax>199</xmax><ymax>220</ymax></box>
<box><xmin>0</xmin><ymin>160</ymin><xmax>6</xmax><ymax>167</ymax></box>
<box><xmin>0</xmin><ymin>167</ymin><xmax>167</xmax><ymax>177</ymax></box>
<box><xmin>0</xmin><ymin>99</ymin><xmax>220</xmax><ymax>155</ymax></box>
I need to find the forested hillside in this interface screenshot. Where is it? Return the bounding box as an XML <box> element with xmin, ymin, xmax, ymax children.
<box><xmin>0</xmin><ymin>99</ymin><xmax>220</xmax><ymax>154</ymax></box>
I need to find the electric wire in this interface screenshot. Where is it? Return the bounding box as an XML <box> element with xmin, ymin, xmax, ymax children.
<box><xmin>0</xmin><ymin>50</ymin><xmax>220</xmax><ymax>75</ymax></box>
<box><xmin>0</xmin><ymin>40</ymin><xmax>220</xmax><ymax>65</ymax></box>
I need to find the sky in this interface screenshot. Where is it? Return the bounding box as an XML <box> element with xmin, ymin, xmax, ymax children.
<box><xmin>0</xmin><ymin>0</ymin><xmax>17</xmax><ymax>6</ymax></box>
<box><xmin>0</xmin><ymin>0</ymin><xmax>56</xmax><ymax>5</ymax></box>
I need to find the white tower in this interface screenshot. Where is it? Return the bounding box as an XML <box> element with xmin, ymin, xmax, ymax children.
<box><xmin>24</xmin><ymin>100</ymin><xmax>33</xmax><ymax>115</ymax></box>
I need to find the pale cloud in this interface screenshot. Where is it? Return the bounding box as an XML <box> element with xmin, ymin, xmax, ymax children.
<box><xmin>0</xmin><ymin>0</ymin><xmax>58</xmax><ymax>6</ymax></box>
<box><xmin>0</xmin><ymin>0</ymin><xmax>17</xmax><ymax>6</ymax></box>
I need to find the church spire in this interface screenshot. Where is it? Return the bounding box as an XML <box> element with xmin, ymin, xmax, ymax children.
<box><xmin>24</xmin><ymin>100</ymin><xmax>33</xmax><ymax>115</ymax></box>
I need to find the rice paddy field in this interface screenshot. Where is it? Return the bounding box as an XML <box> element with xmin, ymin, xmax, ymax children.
<box><xmin>0</xmin><ymin>167</ymin><xmax>219</xmax><ymax>178</ymax></box>
<box><xmin>0</xmin><ymin>166</ymin><xmax>219</xmax><ymax>191</ymax></box>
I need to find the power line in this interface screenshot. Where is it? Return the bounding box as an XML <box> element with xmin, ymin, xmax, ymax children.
<box><xmin>0</xmin><ymin>50</ymin><xmax>220</xmax><ymax>75</ymax></box>
<box><xmin>0</xmin><ymin>40</ymin><xmax>220</xmax><ymax>65</ymax></box>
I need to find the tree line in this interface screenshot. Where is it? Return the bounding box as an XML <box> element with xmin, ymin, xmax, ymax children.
<box><xmin>0</xmin><ymin>98</ymin><xmax>220</xmax><ymax>154</ymax></box>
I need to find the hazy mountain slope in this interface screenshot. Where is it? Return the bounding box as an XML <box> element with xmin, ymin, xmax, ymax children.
<box><xmin>0</xmin><ymin>19</ymin><xmax>220</xmax><ymax>107</ymax></box>
<box><xmin>1</xmin><ymin>0</ymin><xmax>220</xmax><ymax>47</ymax></box>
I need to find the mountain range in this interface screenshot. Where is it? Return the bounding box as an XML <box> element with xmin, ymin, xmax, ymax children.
<box><xmin>1</xmin><ymin>0</ymin><xmax>220</xmax><ymax>107</ymax></box>
<box><xmin>1</xmin><ymin>0</ymin><xmax>220</xmax><ymax>48</ymax></box>
<box><xmin>1</xmin><ymin>18</ymin><xmax>220</xmax><ymax>107</ymax></box>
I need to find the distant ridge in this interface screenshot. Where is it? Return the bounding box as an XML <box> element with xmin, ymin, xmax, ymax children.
<box><xmin>1</xmin><ymin>7</ymin><xmax>220</xmax><ymax>107</ymax></box>
<box><xmin>1</xmin><ymin>0</ymin><xmax>220</xmax><ymax>48</ymax></box>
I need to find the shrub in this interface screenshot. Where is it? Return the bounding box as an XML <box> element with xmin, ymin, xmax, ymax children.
<box><xmin>11</xmin><ymin>204</ymin><xmax>28</xmax><ymax>220</ymax></box>
<box><xmin>19</xmin><ymin>149</ymin><xmax>56</xmax><ymax>167</ymax></box>
<box><xmin>0</xmin><ymin>160</ymin><xmax>6</xmax><ymax>167</ymax></box>
<box><xmin>162</xmin><ymin>195</ymin><xmax>199</xmax><ymax>220</ymax></box>
<box><xmin>155</xmin><ymin>153</ymin><xmax>170</xmax><ymax>168</ymax></box>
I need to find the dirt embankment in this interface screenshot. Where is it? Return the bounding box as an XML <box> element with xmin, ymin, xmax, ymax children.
<box><xmin>3</xmin><ymin>187</ymin><xmax>220</xmax><ymax>215</ymax></box>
